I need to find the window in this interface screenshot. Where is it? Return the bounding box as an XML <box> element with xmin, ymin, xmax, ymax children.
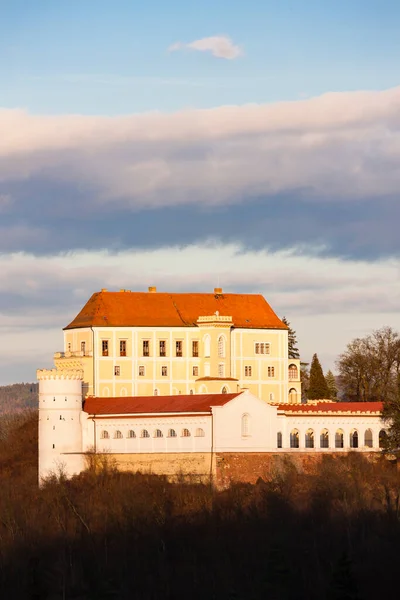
<box><xmin>139</xmin><ymin>365</ymin><xmax>145</xmax><ymax>376</ymax></box>
<box><xmin>320</xmin><ymin>429</ymin><xmax>329</xmax><ymax>448</ymax></box>
<box><xmin>221</xmin><ymin>386</ymin><xmax>228</xmax><ymax>394</ymax></box>
<box><xmin>182</xmin><ymin>428</ymin><xmax>191</xmax><ymax>437</ymax></box>
<box><xmin>268</xmin><ymin>366</ymin><xmax>275</xmax><ymax>377</ymax></box>
<box><xmin>161</xmin><ymin>366</ymin><xmax>168</xmax><ymax>377</ymax></box>
<box><xmin>277</xmin><ymin>432</ymin><xmax>282</xmax><ymax>448</ymax></box>
<box><xmin>154</xmin><ymin>389</ymin><xmax>159</xmax><ymax>396</ymax></box>
<box><xmin>154</xmin><ymin>429</ymin><xmax>163</xmax><ymax>438</ymax></box>
<box><xmin>168</xmin><ymin>429</ymin><xmax>177</xmax><ymax>437</ymax></box>
<box><xmin>81</xmin><ymin>341</ymin><xmax>86</xmax><ymax>355</ymax></box>
<box><xmin>218</xmin><ymin>336</ymin><xmax>225</xmax><ymax>358</ymax></box>
<box><xmin>192</xmin><ymin>366</ymin><xmax>199</xmax><ymax>377</ymax></box>
<box><xmin>114</xmin><ymin>366</ymin><xmax>120</xmax><ymax>376</ymax></box>
<box><xmin>101</xmin><ymin>430</ymin><xmax>109</xmax><ymax>439</ymax></box>
<box><xmin>67</xmin><ymin>342</ymin><xmax>71</xmax><ymax>352</ymax></box>
<box><xmin>364</xmin><ymin>429</ymin><xmax>373</xmax><ymax>448</ymax></box>
<box><xmin>120</xmin><ymin>340</ymin><xmax>127</xmax><ymax>357</ymax></box>
<box><xmin>288</xmin><ymin>388</ymin><xmax>297</xmax><ymax>403</ymax></box>
<box><xmin>204</xmin><ymin>334</ymin><xmax>211</xmax><ymax>358</ymax></box>
<box><xmin>305</xmin><ymin>429</ymin><xmax>314</xmax><ymax>448</ymax></box>
<box><xmin>159</xmin><ymin>340</ymin><xmax>166</xmax><ymax>357</ymax></box>
<box><xmin>142</xmin><ymin>340</ymin><xmax>150</xmax><ymax>357</ymax></box>
<box><xmin>190</xmin><ymin>389</ymin><xmax>194</xmax><ymax>395</ymax></box>
<box><xmin>288</xmin><ymin>364</ymin><xmax>298</xmax><ymax>380</ymax></box>
<box><xmin>241</xmin><ymin>414</ymin><xmax>250</xmax><ymax>437</ymax></box>
<box><xmin>192</xmin><ymin>340</ymin><xmax>199</xmax><ymax>357</ymax></box>
<box><xmin>114</xmin><ymin>430</ymin><xmax>123</xmax><ymax>439</ymax></box>
<box><xmin>379</xmin><ymin>429</ymin><xmax>387</xmax><ymax>448</ymax></box>
<box><xmin>102</xmin><ymin>340</ymin><xmax>109</xmax><ymax>357</ymax></box>
<box><xmin>121</xmin><ymin>387</ymin><xmax>127</xmax><ymax>397</ymax></box>
<box><xmin>127</xmin><ymin>430</ymin><xmax>136</xmax><ymax>438</ymax></box>
<box><xmin>141</xmin><ymin>430</ymin><xmax>150</xmax><ymax>438</ymax></box>
<box><xmin>290</xmin><ymin>430</ymin><xmax>299</xmax><ymax>448</ymax></box>
<box><xmin>195</xmin><ymin>428</ymin><xmax>205</xmax><ymax>437</ymax></box>
<box><xmin>176</xmin><ymin>340</ymin><xmax>183</xmax><ymax>357</ymax></box>
<box><xmin>218</xmin><ymin>363</ymin><xmax>225</xmax><ymax>377</ymax></box>
<box><xmin>335</xmin><ymin>430</ymin><xmax>344</xmax><ymax>448</ymax></box>
<box><xmin>255</xmin><ymin>342</ymin><xmax>270</xmax><ymax>355</ymax></box>
<box><xmin>269</xmin><ymin>393</ymin><xmax>275</xmax><ymax>402</ymax></box>
<box><xmin>244</xmin><ymin>365</ymin><xmax>252</xmax><ymax>377</ymax></box>
<box><xmin>350</xmin><ymin>430</ymin><xmax>358</xmax><ymax>449</ymax></box>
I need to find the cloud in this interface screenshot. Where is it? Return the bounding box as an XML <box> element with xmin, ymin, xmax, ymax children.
<box><xmin>168</xmin><ymin>35</ymin><xmax>242</xmax><ymax>60</ymax></box>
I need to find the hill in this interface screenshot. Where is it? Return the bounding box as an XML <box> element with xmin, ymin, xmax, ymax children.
<box><xmin>0</xmin><ymin>382</ymin><xmax>38</xmax><ymax>414</ymax></box>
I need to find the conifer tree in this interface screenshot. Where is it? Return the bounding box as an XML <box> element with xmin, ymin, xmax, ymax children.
<box><xmin>281</xmin><ymin>316</ymin><xmax>300</xmax><ymax>359</ymax></box>
<box><xmin>325</xmin><ymin>370</ymin><xmax>338</xmax><ymax>400</ymax></box>
<box><xmin>308</xmin><ymin>353</ymin><xmax>330</xmax><ymax>400</ymax></box>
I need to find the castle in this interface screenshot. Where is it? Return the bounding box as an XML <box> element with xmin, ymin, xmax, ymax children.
<box><xmin>37</xmin><ymin>287</ymin><xmax>387</xmax><ymax>485</ymax></box>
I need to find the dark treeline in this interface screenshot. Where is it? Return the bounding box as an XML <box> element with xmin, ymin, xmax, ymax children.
<box><xmin>0</xmin><ymin>382</ymin><xmax>38</xmax><ymax>414</ymax></box>
<box><xmin>0</xmin><ymin>412</ymin><xmax>400</xmax><ymax>599</ymax></box>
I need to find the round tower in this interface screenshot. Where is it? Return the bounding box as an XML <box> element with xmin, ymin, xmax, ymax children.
<box><xmin>37</xmin><ymin>368</ymin><xmax>84</xmax><ymax>483</ymax></box>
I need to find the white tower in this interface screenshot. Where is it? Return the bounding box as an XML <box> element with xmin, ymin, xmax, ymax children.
<box><xmin>37</xmin><ymin>368</ymin><xmax>85</xmax><ymax>483</ymax></box>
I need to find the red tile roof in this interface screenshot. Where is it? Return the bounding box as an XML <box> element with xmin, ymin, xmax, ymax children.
<box><xmin>84</xmin><ymin>392</ymin><xmax>241</xmax><ymax>416</ymax></box>
<box><xmin>277</xmin><ymin>401</ymin><xmax>383</xmax><ymax>414</ymax></box>
<box><xmin>64</xmin><ymin>290</ymin><xmax>286</xmax><ymax>330</ymax></box>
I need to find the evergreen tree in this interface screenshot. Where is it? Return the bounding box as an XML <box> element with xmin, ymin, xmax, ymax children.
<box><xmin>281</xmin><ymin>316</ymin><xmax>300</xmax><ymax>359</ymax></box>
<box><xmin>325</xmin><ymin>370</ymin><xmax>338</xmax><ymax>400</ymax></box>
<box><xmin>308</xmin><ymin>353</ymin><xmax>330</xmax><ymax>400</ymax></box>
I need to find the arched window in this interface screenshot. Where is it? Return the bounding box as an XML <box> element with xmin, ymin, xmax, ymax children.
<box><xmin>154</xmin><ymin>389</ymin><xmax>159</xmax><ymax>396</ymax></box>
<box><xmin>288</xmin><ymin>388</ymin><xmax>297</xmax><ymax>403</ymax></box>
<box><xmin>241</xmin><ymin>413</ymin><xmax>250</xmax><ymax>437</ymax></box>
<box><xmin>364</xmin><ymin>429</ymin><xmax>373</xmax><ymax>448</ymax></box>
<box><xmin>320</xmin><ymin>429</ymin><xmax>329</xmax><ymax>448</ymax></box>
<box><xmin>195</xmin><ymin>428</ymin><xmax>205</xmax><ymax>437</ymax></box>
<box><xmin>305</xmin><ymin>429</ymin><xmax>314</xmax><ymax>448</ymax></box>
<box><xmin>103</xmin><ymin>387</ymin><xmax>110</xmax><ymax>397</ymax></box>
<box><xmin>101</xmin><ymin>430</ymin><xmax>109</xmax><ymax>439</ymax></box>
<box><xmin>277</xmin><ymin>432</ymin><xmax>282</xmax><ymax>448</ymax></box>
<box><xmin>127</xmin><ymin>430</ymin><xmax>136</xmax><ymax>438</ymax></box>
<box><xmin>168</xmin><ymin>429</ymin><xmax>177</xmax><ymax>437</ymax></box>
<box><xmin>141</xmin><ymin>429</ymin><xmax>150</xmax><ymax>438</ymax></box>
<box><xmin>199</xmin><ymin>385</ymin><xmax>208</xmax><ymax>393</ymax></box>
<box><xmin>218</xmin><ymin>335</ymin><xmax>225</xmax><ymax>358</ymax></box>
<box><xmin>154</xmin><ymin>429</ymin><xmax>163</xmax><ymax>438</ymax></box>
<box><xmin>288</xmin><ymin>364</ymin><xmax>298</xmax><ymax>380</ymax></box>
<box><xmin>290</xmin><ymin>430</ymin><xmax>299</xmax><ymax>448</ymax></box>
<box><xmin>182</xmin><ymin>428</ymin><xmax>191</xmax><ymax>437</ymax></box>
<box><xmin>350</xmin><ymin>430</ymin><xmax>358</xmax><ymax>449</ymax></box>
<box><xmin>335</xmin><ymin>430</ymin><xmax>344</xmax><ymax>448</ymax></box>
<box><xmin>120</xmin><ymin>387</ymin><xmax>127</xmax><ymax>397</ymax></box>
<box><xmin>114</xmin><ymin>430</ymin><xmax>123</xmax><ymax>439</ymax></box>
<box><xmin>189</xmin><ymin>389</ymin><xmax>194</xmax><ymax>395</ymax></box>
<box><xmin>379</xmin><ymin>429</ymin><xmax>387</xmax><ymax>448</ymax></box>
<box><xmin>221</xmin><ymin>386</ymin><xmax>228</xmax><ymax>394</ymax></box>
<box><xmin>204</xmin><ymin>334</ymin><xmax>211</xmax><ymax>358</ymax></box>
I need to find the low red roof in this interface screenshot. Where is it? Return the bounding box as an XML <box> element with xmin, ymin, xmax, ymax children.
<box><xmin>64</xmin><ymin>290</ymin><xmax>286</xmax><ymax>330</ymax></box>
<box><xmin>277</xmin><ymin>401</ymin><xmax>383</xmax><ymax>414</ymax></box>
<box><xmin>84</xmin><ymin>392</ymin><xmax>241</xmax><ymax>415</ymax></box>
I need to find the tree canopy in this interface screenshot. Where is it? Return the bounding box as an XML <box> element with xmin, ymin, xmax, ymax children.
<box><xmin>308</xmin><ymin>354</ymin><xmax>330</xmax><ymax>400</ymax></box>
<box><xmin>325</xmin><ymin>370</ymin><xmax>338</xmax><ymax>400</ymax></box>
<box><xmin>281</xmin><ymin>316</ymin><xmax>300</xmax><ymax>359</ymax></box>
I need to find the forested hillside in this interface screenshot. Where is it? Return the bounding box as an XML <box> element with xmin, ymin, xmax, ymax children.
<box><xmin>0</xmin><ymin>382</ymin><xmax>38</xmax><ymax>414</ymax></box>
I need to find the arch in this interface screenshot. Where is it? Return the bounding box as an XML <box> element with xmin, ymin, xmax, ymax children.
<box><xmin>103</xmin><ymin>387</ymin><xmax>110</xmax><ymax>397</ymax></box>
<box><xmin>203</xmin><ymin>334</ymin><xmax>211</xmax><ymax>358</ymax></box>
<box><xmin>182</xmin><ymin>428</ymin><xmax>191</xmax><ymax>437</ymax></box>
<box><xmin>120</xmin><ymin>387</ymin><xmax>127</xmax><ymax>397</ymax></box>
<box><xmin>168</xmin><ymin>428</ymin><xmax>177</xmax><ymax>437</ymax></box>
<box><xmin>114</xmin><ymin>430</ymin><xmax>123</xmax><ymax>439</ymax></box>
<box><xmin>290</xmin><ymin>429</ymin><xmax>299</xmax><ymax>448</ymax></box>
<box><xmin>335</xmin><ymin>429</ymin><xmax>344</xmax><ymax>448</ymax></box>
<box><xmin>189</xmin><ymin>389</ymin><xmax>194</xmax><ymax>395</ymax></box>
<box><xmin>364</xmin><ymin>429</ymin><xmax>373</xmax><ymax>448</ymax></box>
<box><xmin>379</xmin><ymin>429</ymin><xmax>388</xmax><ymax>448</ymax></box>
<box><xmin>195</xmin><ymin>428</ymin><xmax>205</xmax><ymax>437</ymax></box>
<box><xmin>277</xmin><ymin>431</ymin><xmax>282</xmax><ymax>448</ymax></box>
<box><xmin>288</xmin><ymin>388</ymin><xmax>297</xmax><ymax>404</ymax></box>
<box><xmin>141</xmin><ymin>429</ymin><xmax>150</xmax><ymax>438</ymax></box>
<box><xmin>350</xmin><ymin>430</ymin><xmax>359</xmax><ymax>449</ymax></box>
<box><xmin>154</xmin><ymin>429</ymin><xmax>163</xmax><ymax>438</ymax></box>
<box><xmin>241</xmin><ymin>413</ymin><xmax>250</xmax><ymax>437</ymax></box>
<box><xmin>221</xmin><ymin>386</ymin><xmax>229</xmax><ymax>394</ymax></box>
<box><xmin>217</xmin><ymin>335</ymin><xmax>226</xmax><ymax>358</ymax></box>
<box><xmin>199</xmin><ymin>384</ymin><xmax>208</xmax><ymax>394</ymax></box>
<box><xmin>127</xmin><ymin>430</ymin><xmax>136</xmax><ymax>438</ymax></box>
<box><xmin>101</xmin><ymin>430</ymin><xmax>109</xmax><ymax>439</ymax></box>
<box><xmin>288</xmin><ymin>364</ymin><xmax>298</xmax><ymax>380</ymax></box>
<box><xmin>154</xmin><ymin>388</ymin><xmax>159</xmax><ymax>396</ymax></box>
<box><xmin>320</xmin><ymin>429</ymin><xmax>329</xmax><ymax>448</ymax></box>
<box><xmin>305</xmin><ymin>429</ymin><xmax>314</xmax><ymax>448</ymax></box>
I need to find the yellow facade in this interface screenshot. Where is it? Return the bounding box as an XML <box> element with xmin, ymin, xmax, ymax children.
<box><xmin>55</xmin><ymin>310</ymin><xmax>301</xmax><ymax>404</ymax></box>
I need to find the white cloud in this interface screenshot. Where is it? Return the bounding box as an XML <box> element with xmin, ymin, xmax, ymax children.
<box><xmin>168</xmin><ymin>35</ymin><xmax>242</xmax><ymax>60</ymax></box>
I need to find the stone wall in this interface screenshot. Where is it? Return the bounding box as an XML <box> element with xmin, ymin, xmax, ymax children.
<box><xmin>109</xmin><ymin>452</ymin><xmax>215</xmax><ymax>483</ymax></box>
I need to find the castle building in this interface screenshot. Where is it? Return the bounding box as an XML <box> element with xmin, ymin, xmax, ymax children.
<box><xmin>37</xmin><ymin>288</ymin><xmax>388</xmax><ymax>486</ymax></box>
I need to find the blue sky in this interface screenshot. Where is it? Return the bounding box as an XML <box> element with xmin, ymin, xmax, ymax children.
<box><xmin>1</xmin><ymin>0</ymin><xmax>400</xmax><ymax>384</ymax></box>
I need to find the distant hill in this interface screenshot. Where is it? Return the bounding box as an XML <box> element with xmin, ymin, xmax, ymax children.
<box><xmin>0</xmin><ymin>383</ymin><xmax>38</xmax><ymax>414</ymax></box>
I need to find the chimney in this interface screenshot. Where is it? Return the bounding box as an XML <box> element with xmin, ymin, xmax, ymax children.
<box><xmin>101</xmin><ymin>288</ymin><xmax>108</xmax><ymax>292</ymax></box>
<box><xmin>148</xmin><ymin>286</ymin><xmax>157</xmax><ymax>293</ymax></box>
<box><xmin>214</xmin><ymin>287</ymin><xmax>222</xmax><ymax>294</ymax></box>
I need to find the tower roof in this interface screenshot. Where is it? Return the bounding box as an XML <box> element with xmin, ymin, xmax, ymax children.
<box><xmin>64</xmin><ymin>290</ymin><xmax>287</xmax><ymax>330</ymax></box>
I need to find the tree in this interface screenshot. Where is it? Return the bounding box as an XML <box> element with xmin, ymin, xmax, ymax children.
<box><xmin>281</xmin><ymin>317</ymin><xmax>300</xmax><ymax>359</ymax></box>
<box><xmin>300</xmin><ymin>362</ymin><xmax>310</xmax><ymax>402</ymax></box>
<box><xmin>336</xmin><ymin>327</ymin><xmax>400</xmax><ymax>402</ymax></box>
<box><xmin>308</xmin><ymin>354</ymin><xmax>330</xmax><ymax>400</ymax></box>
<box><xmin>325</xmin><ymin>370</ymin><xmax>338</xmax><ymax>400</ymax></box>
<box><xmin>381</xmin><ymin>375</ymin><xmax>400</xmax><ymax>451</ymax></box>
